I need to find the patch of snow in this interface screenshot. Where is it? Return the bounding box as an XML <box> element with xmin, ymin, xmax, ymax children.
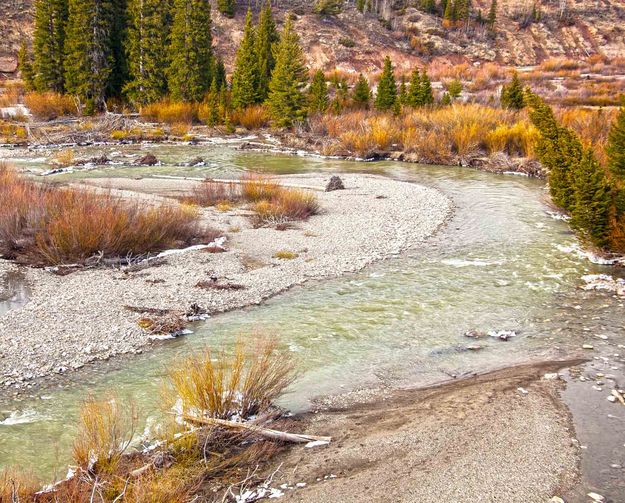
<box><xmin>305</xmin><ymin>440</ymin><xmax>330</xmax><ymax>448</ymax></box>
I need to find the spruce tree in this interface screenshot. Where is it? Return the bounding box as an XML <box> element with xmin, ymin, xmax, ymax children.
<box><xmin>64</xmin><ymin>0</ymin><xmax>114</xmax><ymax>110</ymax></box>
<box><xmin>526</xmin><ymin>91</ymin><xmax>582</xmax><ymax>211</ymax></box>
<box><xmin>308</xmin><ymin>70</ymin><xmax>328</xmax><ymax>114</ymax></box>
<box><xmin>443</xmin><ymin>0</ymin><xmax>454</xmax><ymax>26</ymax></box>
<box><xmin>374</xmin><ymin>56</ymin><xmax>397</xmax><ymax>112</ymax></box>
<box><xmin>18</xmin><ymin>42</ymin><xmax>35</xmax><ymax>90</ymax></box>
<box><xmin>571</xmin><ymin>149</ymin><xmax>612</xmax><ymax>248</ymax></box>
<box><xmin>352</xmin><ymin>73</ymin><xmax>371</xmax><ymax>109</ymax></box>
<box><xmin>213</xmin><ymin>58</ymin><xmax>227</xmax><ymax>92</ymax></box>
<box><xmin>124</xmin><ymin>0</ymin><xmax>170</xmax><ymax>105</ymax></box>
<box><xmin>399</xmin><ymin>76</ymin><xmax>408</xmax><ymax>105</ymax></box>
<box><xmin>420</xmin><ymin>69</ymin><xmax>434</xmax><ymax>104</ymax></box>
<box><xmin>168</xmin><ymin>0</ymin><xmax>213</xmax><ymax>102</ymax></box>
<box><xmin>406</xmin><ymin>68</ymin><xmax>422</xmax><ymax>107</ymax></box>
<box><xmin>267</xmin><ymin>15</ymin><xmax>308</xmax><ymax>127</ymax></box>
<box><xmin>606</xmin><ymin>104</ymin><xmax>625</xmax><ymax>180</ymax></box>
<box><xmin>440</xmin><ymin>92</ymin><xmax>452</xmax><ymax>105</ymax></box>
<box><xmin>255</xmin><ymin>0</ymin><xmax>279</xmax><ymax>102</ymax></box>
<box><xmin>217</xmin><ymin>0</ymin><xmax>236</xmax><ymax>18</ymax></box>
<box><xmin>33</xmin><ymin>0</ymin><xmax>68</xmax><ymax>93</ymax></box>
<box><xmin>231</xmin><ymin>10</ymin><xmax>259</xmax><ymax>110</ymax></box>
<box><xmin>357</xmin><ymin>0</ymin><xmax>366</xmax><ymax>12</ymax></box>
<box><xmin>500</xmin><ymin>71</ymin><xmax>525</xmax><ymax>110</ymax></box>
<box><xmin>487</xmin><ymin>0</ymin><xmax>497</xmax><ymax>29</ymax></box>
<box><xmin>108</xmin><ymin>0</ymin><xmax>129</xmax><ymax>97</ymax></box>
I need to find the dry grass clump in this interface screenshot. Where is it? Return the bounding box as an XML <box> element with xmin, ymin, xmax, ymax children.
<box><xmin>24</xmin><ymin>91</ymin><xmax>75</xmax><ymax>120</ymax></box>
<box><xmin>251</xmin><ymin>189</ymin><xmax>320</xmax><ymax>227</ymax></box>
<box><xmin>322</xmin><ymin>104</ymin><xmax>537</xmax><ymax>163</ymax></box>
<box><xmin>273</xmin><ymin>250</ymin><xmax>298</xmax><ymax>260</ymax></box>
<box><xmin>140</xmin><ymin>100</ymin><xmax>198</xmax><ymax>125</ymax></box>
<box><xmin>0</xmin><ymin>120</ymin><xmax>28</xmax><ymax>142</ymax></box>
<box><xmin>241</xmin><ymin>173</ymin><xmax>282</xmax><ymax>202</ymax></box>
<box><xmin>0</xmin><ymin>81</ymin><xmax>26</xmax><ymax>107</ymax></box>
<box><xmin>51</xmin><ymin>148</ymin><xmax>76</xmax><ymax>167</ymax></box>
<box><xmin>0</xmin><ymin>468</ymin><xmax>39</xmax><ymax>502</ymax></box>
<box><xmin>188</xmin><ymin>179</ymin><xmax>243</xmax><ymax>207</ymax></box>
<box><xmin>231</xmin><ymin>105</ymin><xmax>271</xmax><ymax>129</ymax></box>
<box><xmin>167</xmin><ymin>337</ymin><xmax>295</xmax><ymax>420</ymax></box>
<box><xmin>72</xmin><ymin>395</ymin><xmax>138</xmax><ymax>474</ymax></box>
<box><xmin>0</xmin><ymin>165</ymin><xmax>211</xmax><ymax>265</ymax></box>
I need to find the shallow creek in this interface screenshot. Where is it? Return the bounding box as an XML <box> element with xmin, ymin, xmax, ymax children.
<box><xmin>1</xmin><ymin>143</ymin><xmax>624</xmax><ymax>499</ymax></box>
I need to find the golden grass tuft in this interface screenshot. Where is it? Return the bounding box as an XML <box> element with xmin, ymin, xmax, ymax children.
<box><xmin>230</xmin><ymin>105</ymin><xmax>271</xmax><ymax>129</ymax></box>
<box><xmin>0</xmin><ymin>468</ymin><xmax>39</xmax><ymax>502</ymax></box>
<box><xmin>72</xmin><ymin>394</ymin><xmax>138</xmax><ymax>474</ymax></box>
<box><xmin>167</xmin><ymin>337</ymin><xmax>295</xmax><ymax>420</ymax></box>
<box><xmin>140</xmin><ymin>100</ymin><xmax>198</xmax><ymax>125</ymax></box>
<box><xmin>273</xmin><ymin>250</ymin><xmax>298</xmax><ymax>260</ymax></box>
<box><xmin>24</xmin><ymin>92</ymin><xmax>75</xmax><ymax>120</ymax></box>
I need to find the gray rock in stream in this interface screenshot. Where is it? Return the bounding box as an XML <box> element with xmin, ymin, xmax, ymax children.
<box><xmin>326</xmin><ymin>176</ymin><xmax>345</xmax><ymax>192</ymax></box>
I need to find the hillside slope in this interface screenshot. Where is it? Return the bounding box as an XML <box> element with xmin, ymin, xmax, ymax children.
<box><xmin>1</xmin><ymin>0</ymin><xmax>624</xmax><ymax>75</ymax></box>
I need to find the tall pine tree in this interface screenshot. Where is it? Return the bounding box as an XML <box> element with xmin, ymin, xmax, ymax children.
<box><xmin>526</xmin><ymin>91</ymin><xmax>582</xmax><ymax>211</ymax></box>
<box><xmin>606</xmin><ymin>104</ymin><xmax>625</xmax><ymax>180</ymax></box>
<box><xmin>33</xmin><ymin>0</ymin><xmax>68</xmax><ymax>93</ymax></box>
<box><xmin>18</xmin><ymin>42</ymin><xmax>35</xmax><ymax>90</ymax></box>
<box><xmin>267</xmin><ymin>15</ymin><xmax>308</xmax><ymax>127</ymax></box>
<box><xmin>571</xmin><ymin>149</ymin><xmax>612</xmax><ymax>248</ymax></box>
<box><xmin>231</xmin><ymin>9</ymin><xmax>259</xmax><ymax>110</ymax></box>
<box><xmin>374</xmin><ymin>56</ymin><xmax>397</xmax><ymax>111</ymax></box>
<box><xmin>168</xmin><ymin>0</ymin><xmax>213</xmax><ymax>102</ymax></box>
<box><xmin>108</xmin><ymin>0</ymin><xmax>129</xmax><ymax>97</ymax></box>
<box><xmin>406</xmin><ymin>68</ymin><xmax>422</xmax><ymax>107</ymax></box>
<box><xmin>352</xmin><ymin>73</ymin><xmax>371</xmax><ymax>109</ymax></box>
<box><xmin>124</xmin><ymin>0</ymin><xmax>171</xmax><ymax>105</ymax></box>
<box><xmin>500</xmin><ymin>71</ymin><xmax>525</xmax><ymax>110</ymax></box>
<box><xmin>308</xmin><ymin>70</ymin><xmax>328</xmax><ymax>114</ymax></box>
<box><xmin>420</xmin><ymin>68</ymin><xmax>434</xmax><ymax>105</ymax></box>
<box><xmin>64</xmin><ymin>0</ymin><xmax>114</xmax><ymax>110</ymax></box>
<box><xmin>255</xmin><ymin>0</ymin><xmax>279</xmax><ymax>103</ymax></box>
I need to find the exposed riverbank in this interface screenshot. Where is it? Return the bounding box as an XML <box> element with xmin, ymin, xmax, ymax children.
<box><xmin>0</xmin><ymin>173</ymin><xmax>452</xmax><ymax>392</ymax></box>
<box><xmin>246</xmin><ymin>360</ymin><xmax>584</xmax><ymax>503</ymax></box>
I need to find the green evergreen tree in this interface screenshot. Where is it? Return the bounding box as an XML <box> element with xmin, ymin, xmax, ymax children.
<box><xmin>440</xmin><ymin>92</ymin><xmax>452</xmax><ymax>105</ymax></box>
<box><xmin>420</xmin><ymin>69</ymin><xmax>434</xmax><ymax>104</ymax></box>
<box><xmin>217</xmin><ymin>0</ymin><xmax>236</xmax><ymax>18</ymax></box>
<box><xmin>213</xmin><ymin>58</ymin><xmax>227</xmax><ymax>91</ymax></box>
<box><xmin>108</xmin><ymin>0</ymin><xmax>129</xmax><ymax>97</ymax></box>
<box><xmin>124</xmin><ymin>0</ymin><xmax>170</xmax><ymax>105</ymax></box>
<box><xmin>231</xmin><ymin>9</ymin><xmax>259</xmax><ymax>109</ymax></box>
<box><xmin>606</xmin><ymin>103</ymin><xmax>625</xmax><ymax>180</ymax></box>
<box><xmin>399</xmin><ymin>76</ymin><xmax>408</xmax><ymax>105</ymax></box>
<box><xmin>374</xmin><ymin>56</ymin><xmax>397</xmax><ymax>111</ymax></box>
<box><xmin>446</xmin><ymin>78</ymin><xmax>463</xmax><ymax>99</ymax></box>
<box><xmin>18</xmin><ymin>42</ymin><xmax>35</xmax><ymax>90</ymax></box>
<box><xmin>526</xmin><ymin>90</ymin><xmax>582</xmax><ymax>210</ymax></box>
<box><xmin>421</xmin><ymin>0</ymin><xmax>436</xmax><ymax>14</ymax></box>
<box><xmin>64</xmin><ymin>0</ymin><xmax>114</xmax><ymax>109</ymax></box>
<box><xmin>267</xmin><ymin>15</ymin><xmax>308</xmax><ymax>127</ymax></box>
<box><xmin>356</xmin><ymin>0</ymin><xmax>366</xmax><ymax>12</ymax></box>
<box><xmin>308</xmin><ymin>69</ymin><xmax>328</xmax><ymax>114</ymax></box>
<box><xmin>33</xmin><ymin>0</ymin><xmax>68</xmax><ymax>92</ymax></box>
<box><xmin>571</xmin><ymin>149</ymin><xmax>612</xmax><ymax>248</ymax></box>
<box><xmin>500</xmin><ymin>71</ymin><xmax>525</xmax><ymax>110</ymax></box>
<box><xmin>329</xmin><ymin>75</ymin><xmax>348</xmax><ymax>114</ymax></box>
<box><xmin>406</xmin><ymin>68</ymin><xmax>422</xmax><ymax>107</ymax></box>
<box><xmin>443</xmin><ymin>0</ymin><xmax>454</xmax><ymax>25</ymax></box>
<box><xmin>255</xmin><ymin>0</ymin><xmax>279</xmax><ymax>102</ymax></box>
<box><xmin>487</xmin><ymin>0</ymin><xmax>497</xmax><ymax>29</ymax></box>
<box><xmin>168</xmin><ymin>0</ymin><xmax>213</xmax><ymax>102</ymax></box>
<box><xmin>352</xmin><ymin>73</ymin><xmax>371</xmax><ymax>109</ymax></box>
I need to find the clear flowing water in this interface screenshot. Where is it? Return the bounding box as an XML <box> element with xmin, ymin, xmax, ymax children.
<box><xmin>1</xmin><ymin>143</ymin><xmax>624</xmax><ymax>494</ymax></box>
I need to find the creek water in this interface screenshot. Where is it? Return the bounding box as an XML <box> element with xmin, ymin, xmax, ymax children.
<box><xmin>1</xmin><ymin>143</ymin><xmax>624</xmax><ymax>499</ymax></box>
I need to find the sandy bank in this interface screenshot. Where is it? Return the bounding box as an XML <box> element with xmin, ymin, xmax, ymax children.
<box><xmin>0</xmin><ymin>173</ymin><xmax>452</xmax><ymax>391</ymax></box>
<box><xmin>269</xmin><ymin>360</ymin><xmax>581</xmax><ymax>503</ymax></box>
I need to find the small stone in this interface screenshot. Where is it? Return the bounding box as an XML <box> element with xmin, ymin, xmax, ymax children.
<box><xmin>587</xmin><ymin>492</ymin><xmax>604</xmax><ymax>502</ymax></box>
<box><xmin>607</xmin><ymin>395</ymin><xmax>617</xmax><ymax>402</ymax></box>
<box><xmin>550</xmin><ymin>497</ymin><xmax>565</xmax><ymax>503</ymax></box>
<box><xmin>544</xmin><ymin>373</ymin><xmax>559</xmax><ymax>380</ymax></box>
<box><xmin>582</xmin><ymin>344</ymin><xmax>594</xmax><ymax>350</ymax></box>
<box><xmin>325</xmin><ymin>176</ymin><xmax>345</xmax><ymax>192</ymax></box>
<box><xmin>467</xmin><ymin>345</ymin><xmax>483</xmax><ymax>351</ymax></box>
<box><xmin>517</xmin><ymin>387</ymin><xmax>529</xmax><ymax>395</ymax></box>
<box><xmin>134</xmin><ymin>153</ymin><xmax>158</xmax><ymax>166</ymax></box>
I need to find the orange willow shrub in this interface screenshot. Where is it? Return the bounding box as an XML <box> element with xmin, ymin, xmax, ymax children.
<box><xmin>0</xmin><ymin>164</ymin><xmax>212</xmax><ymax>265</ymax></box>
<box><xmin>230</xmin><ymin>105</ymin><xmax>271</xmax><ymax>129</ymax></box>
<box><xmin>24</xmin><ymin>92</ymin><xmax>75</xmax><ymax>120</ymax></box>
<box><xmin>140</xmin><ymin>100</ymin><xmax>198</xmax><ymax>124</ymax></box>
<box><xmin>320</xmin><ymin>105</ymin><xmax>539</xmax><ymax>162</ymax></box>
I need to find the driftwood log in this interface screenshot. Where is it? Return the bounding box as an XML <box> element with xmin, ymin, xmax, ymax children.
<box><xmin>182</xmin><ymin>415</ymin><xmax>332</xmax><ymax>444</ymax></box>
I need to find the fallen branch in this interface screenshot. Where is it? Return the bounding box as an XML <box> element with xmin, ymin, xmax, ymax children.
<box><xmin>182</xmin><ymin>415</ymin><xmax>331</xmax><ymax>445</ymax></box>
<box><xmin>612</xmin><ymin>389</ymin><xmax>625</xmax><ymax>406</ymax></box>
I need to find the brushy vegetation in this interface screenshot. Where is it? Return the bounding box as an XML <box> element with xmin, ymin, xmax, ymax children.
<box><xmin>167</xmin><ymin>337</ymin><xmax>296</xmax><ymax>420</ymax></box>
<box><xmin>0</xmin><ymin>339</ymin><xmax>294</xmax><ymax>502</ymax></box>
<box><xmin>0</xmin><ymin>165</ymin><xmax>213</xmax><ymax>266</ymax></box>
<box><xmin>24</xmin><ymin>92</ymin><xmax>76</xmax><ymax>120</ymax></box>
<box><xmin>187</xmin><ymin>175</ymin><xmax>320</xmax><ymax>227</ymax></box>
